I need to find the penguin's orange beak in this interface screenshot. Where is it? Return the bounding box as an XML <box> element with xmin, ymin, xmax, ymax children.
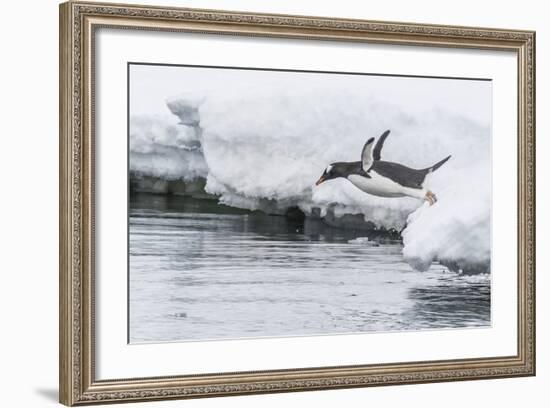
<box><xmin>315</xmin><ymin>176</ymin><xmax>326</xmax><ymax>186</ymax></box>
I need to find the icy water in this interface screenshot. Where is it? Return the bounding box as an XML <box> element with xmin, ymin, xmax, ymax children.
<box><xmin>129</xmin><ymin>193</ymin><xmax>491</xmax><ymax>343</ymax></box>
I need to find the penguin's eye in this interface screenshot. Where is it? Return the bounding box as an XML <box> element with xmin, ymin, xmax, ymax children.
<box><xmin>325</xmin><ymin>165</ymin><xmax>333</xmax><ymax>175</ymax></box>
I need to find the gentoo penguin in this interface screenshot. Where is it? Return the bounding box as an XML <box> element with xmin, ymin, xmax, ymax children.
<box><xmin>315</xmin><ymin>130</ymin><xmax>451</xmax><ymax>205</ymax></box>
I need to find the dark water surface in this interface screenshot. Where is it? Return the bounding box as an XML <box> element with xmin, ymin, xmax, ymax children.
<box><xmin>129</xmin><ymin>193</ymin><xmax>491</xmax><ymax>343</ymax></box>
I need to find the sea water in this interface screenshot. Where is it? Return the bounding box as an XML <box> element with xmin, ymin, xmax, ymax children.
<box><xmin>129</xmin><ymin>193</ymin><xmax>490</xmax><ymax>343</ymax></box>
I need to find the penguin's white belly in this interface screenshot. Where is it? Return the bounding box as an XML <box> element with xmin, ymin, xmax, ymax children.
<box><xmin>347</xmin><ymin>172</ymin><xmax>425</xmax><ymax>199</ymax></box>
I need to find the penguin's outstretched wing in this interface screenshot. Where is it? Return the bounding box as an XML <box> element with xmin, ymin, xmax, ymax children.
<box><xmin>361</xmin><ymin>137</ymin><xmax>375</xmax><ymax>172</ymax></box>
<box><xmin>373</xmin><ymin>130</ymin><xmax>390</xmax><ymax>161</ymax></box>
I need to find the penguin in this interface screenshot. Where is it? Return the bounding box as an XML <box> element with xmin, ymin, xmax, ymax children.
<box><xmin>315</xmin><ymin>130</ymin><xmax>451</xmax><ymax>205</ymax></box>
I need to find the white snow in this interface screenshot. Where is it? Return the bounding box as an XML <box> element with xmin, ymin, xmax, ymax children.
<box><xmin>401</xmin><ymin>154</ymin><xmax>491</xmax><ymax>271</ymax></box>
<box><xmin>129</xmin><ymin>114</ymin><xmax>207</xmax><ymax>181</ymax></box>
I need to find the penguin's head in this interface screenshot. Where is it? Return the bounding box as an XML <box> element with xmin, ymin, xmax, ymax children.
<box><xmin>315</xmin><ymin>163</ymin><xmax>342</xmax><ymax>186</ymax></box>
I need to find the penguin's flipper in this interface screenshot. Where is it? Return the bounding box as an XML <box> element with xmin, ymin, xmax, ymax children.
<box><xmin>361</xmin><ymin>137</ymin><xmax>375</xmax><ymax>172</ymax></box>
<box><xmin>373</xmin><ymin>130</ymin><xmax>390</xmax><ymax>161</ymax></box>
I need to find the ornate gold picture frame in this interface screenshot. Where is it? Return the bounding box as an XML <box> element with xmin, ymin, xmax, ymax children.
<box><xmin>59</xmin><ymin>1</ymin><xmax>535</xmax><ymax>405</ymax></box>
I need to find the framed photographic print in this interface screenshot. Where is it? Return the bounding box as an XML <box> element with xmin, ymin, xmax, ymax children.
<box><xmin>59</xmin><ymin>1</ymin><xmax>536</xmax><ymax>405</ymax></box>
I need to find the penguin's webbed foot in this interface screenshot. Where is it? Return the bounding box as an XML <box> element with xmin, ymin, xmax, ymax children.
<box><xmin>425</xmin><ymin>191</ymin><xmax>437</xmax><ymax>206</ymax></box>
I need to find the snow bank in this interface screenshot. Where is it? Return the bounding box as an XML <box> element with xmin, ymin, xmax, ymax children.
<box><xmin>129</xmin><ymin>114</ymin><xmax>207</xmax><ymax>181</ymax></box>
<box><xmin>401</xmin><ymin>143</ymin><xmax>491</xmax><ymax>273</ymax></box>
<box><xmin>129</xmin><ymin>85</ymin><xmax>491</xmax><ymax>271</ymax></box>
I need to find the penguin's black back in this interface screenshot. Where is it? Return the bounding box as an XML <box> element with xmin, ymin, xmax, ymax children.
<box><xmin>370</xmin><ymin>160</ymin><xmax>428</xmax><ymax>189</ymax></box>
<box><xmin>332</xmin><ymin>160</ymin><xmax>430</xmax><ymax>189</ymax></box>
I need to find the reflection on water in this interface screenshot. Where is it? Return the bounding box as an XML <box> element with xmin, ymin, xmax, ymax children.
<box><xmin>129</xmin><ymin>193</ymin><xmax>491</xmax><ymax>343</ymax></box>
